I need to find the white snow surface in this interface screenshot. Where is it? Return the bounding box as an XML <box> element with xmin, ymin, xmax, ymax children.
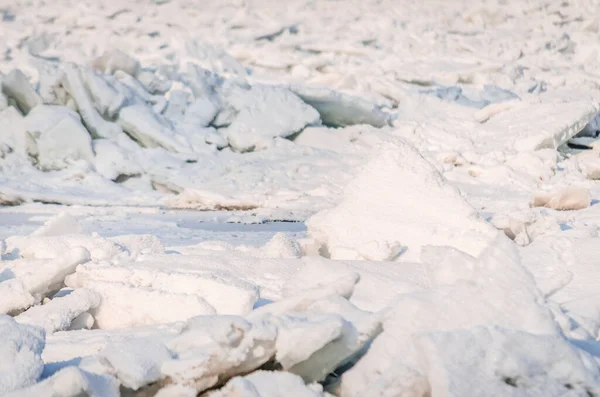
<box><xmin>0</xmin><ymin>316</ymin><xmax>45</xmax><ymax>394</ymax></box>
<box><xmin>15</xmin><ymin>288</ymin><xmax>100</xmax><ymax>333</ymax></box>
<box><xmin>2</xmin><ymin>0</ymin><xmax>600</xmax><ymax>395</ymax></box>
<box><xmin>306</xmin><ymin>137</ymin><xmax>498</xmax><ymax>262</ymax></box>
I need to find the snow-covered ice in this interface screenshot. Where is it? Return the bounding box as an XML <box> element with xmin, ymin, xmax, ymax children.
<box><xmin>2</xmin><ymin>0</ymin><xmax>600</xmax><ymax>395</ymax></box>
<box><xmin>15</xmin><ymin>288</ymin><xmax>100</xmax><ymax>333</ymax></box>
<box><xmin>0</xmin><ymin>316</ymin><xmax>45</xmax><ymax>394</ymax></box>
<box><xmin>306</xmin><ymin>137</ymin><xmax>498</xmax><ymax>262</ymax></box>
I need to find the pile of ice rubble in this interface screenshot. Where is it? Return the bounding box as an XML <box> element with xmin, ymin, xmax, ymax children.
<box><xmin>3</xmin><ymin>46</ymin><xmax>600</xmax><ymax>216</ymax></box>
<box><xmin>0</xmin><ymin>49</ymin><xmax>392</xmax><ymax>211</ymax></box>
<box><xmin>2</xmin><ymin>138</ymin><xmax>600</xmax><ymax>396</ymax></box>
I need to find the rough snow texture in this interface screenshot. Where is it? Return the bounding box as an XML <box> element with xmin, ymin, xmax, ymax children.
<box><xmin>0</xmin><ymin>0</ymin><xmax>598</xmax><ymax>220</ymax></box>
<box><xmin>3</xmin><ymin>0</ymin><xmax>600</xmax><ymax>396</ymax></box>
<box><xmin>260</xmin><ymin>232</ymin><xmax>302</xmax><ymax>259</ymax></box>
<box><xmin>0</xmin><ymin>316</ymin><xmax>45</xmax><ymax>394</ymax></box>
<box><xmin>418</xmin><ymin>326</ymin><xmax>600</xmax><ymax>397</ymax></box>
<box><xmin>30</xmin><ymin>277</ymin><xmax>377</xmax><ymax>395</ymax></box>
<box><xmin>340</xmin><ymin>236</ymin><xmax>562</xmax><ymax>397</ymax></box>
<box><xmin>0</xmin><ymin>45</ymin><xmax>393</xmax><ymax>214</ymax></box>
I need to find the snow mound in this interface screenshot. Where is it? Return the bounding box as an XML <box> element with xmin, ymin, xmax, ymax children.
<box><xmin>91</xmin><ymin>139</ymin><xmax>142</xmax><ymax>181</ymax></box>
<box><xmin>340</xmin><ymin>235</ymin><xmax>562</xmax><ymax>397</ymax></box>
<box><xmin>520</xmin><ymin>234</ymin><xmax>600</xmax><ymax>339</ymax></box>
<box><xmin>307</xmin><ymin>138</ymin><xmax>497</xmax><ymax>262</ymax></box>
<box><xmin>0</xmin><ymin>315</ymin><xmax>45</xmax><ymax>394</ymax></box>
<box><xmin>261</xmin><ymin>232</ymin><xmax>302</xmax><ymax>259</ymax></box>
<box><xmin>31</xmin><ymin>213</ymin><xmax>84</xmax><ymax>237</ymax></box>
<box><xmin>419</xmin><ymin>326</ymin><xmax>600</xmax><ymax>397</ymax></box>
